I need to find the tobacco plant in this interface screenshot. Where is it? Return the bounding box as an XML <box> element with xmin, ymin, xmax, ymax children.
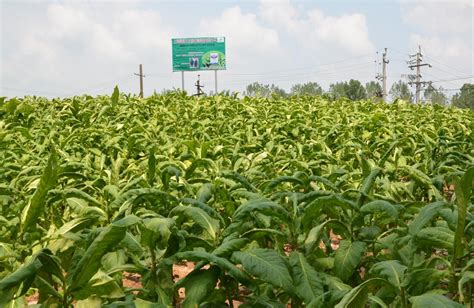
<box><xmin>0</xmin><ymin>90</ymin><xmax>472</xmax><ymax>307</ymax></box>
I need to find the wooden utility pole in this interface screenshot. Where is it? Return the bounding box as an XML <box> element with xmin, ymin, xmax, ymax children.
<box><xmin>408</xmin><ymin>46</ymin><xmax>431</xmax><ymax>103</ymax></box>
<box><xmin>134</xmin><ymin>64</ymin><xmax>145</xmax><ymax>98</ymax></box>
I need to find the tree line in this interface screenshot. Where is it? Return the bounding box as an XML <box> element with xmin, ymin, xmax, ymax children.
<box><xmin>244</xmin><ymin>80</ymin><xmax>474</xmax><ymax>110</ymax></box>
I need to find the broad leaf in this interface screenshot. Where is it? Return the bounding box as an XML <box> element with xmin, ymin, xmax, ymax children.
<box><xmin>416</xmin><ymin>227</ymin><xmax>455</xmax><ymax>252</ymax></box>
<box><xmin>409</xmin><ymin>294</ymin><xmax>464</xmax><ymax>307</ymax></box>
<box><xmin>333</xmin><ymin>240</ymin><xmax>366</xmax><ymax>282</ymax></box>
<box><xmin>370</xmin><ymin>260</ymin><xmax>407</xmax><ymax>289</ymax></box>
<box><xmin>289</xmin><ymin>252</ymin><xmax>324</xmax><ymax>303</ymax></box>
<box><xmin>170</xmin><ymin>205</ymin><xmax>220</xmax><ymax>241</ymax></box>
<box><xmin>181</xmin><ymin>267</ymin><xmax>219</xmax><ymax>308</ymax></box>
<box><xmin>232</xmin><ymin>248</ymin><xmax>294</xmax><ymax>292</ymax></box>
<box><xmin>360</xmin><ymin>200</ymin><xmax>398</xmax><ymax>219</ymax></box>
<box><xmin>335</xmin><ymin>278</ymin><xmax>388</xmax><ymax>308</ymax></box>
<box><xmin>21</xmin><ymin>148</ymin><xmax>58</xmax><ymax>233</ymax></box>
<box><xmin>68</xmin><ymin>215</ymin><xmax>139</xmax><ymax>292</ymax></box>
<box><xmin>233</xmin><ymin>198</ymin><xmax>290</xmax><ymax>223</ymax></box>
<box><xmin>408</xmin><ymin>201</ymin><xmax>447</xmax><ymax>235</ymax></box>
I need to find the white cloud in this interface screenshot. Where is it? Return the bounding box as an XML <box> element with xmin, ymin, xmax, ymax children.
<box><xmin>402</xmin><ymin>0</ymin><xmax>473</xmax><ymax>89</ymax></box>
<box><xmin>259</xmin><ymin>0</ymin><xmax>299</xmax><ymax>30</ymax></box>
<box><xmin>402</xmin><ymin>0</ymin><xmax>473</xmax><ymax>35</ymax></box>
<box><xmin>306</xmin><ymin>10</ymin><xmax>374</xmax><ymax>55</ymax></box>
<box><xmin>1</xmin><ymin>2</ymin><xmax>176</xmax><ymax>96</ymax></box>
<box><xmin>409</xmin><ymin>34</ymin><xmax>473</xmax><ymax>75</ymax></box>
<box><xmin>259</xmin><ymin>0</ymin><xmax>375</xmax><ymax>55</ymax></box>
<box><xmin>199</xmin><ymin>6</ymin><xmax>280</xmax><ymax>54</ymax></box>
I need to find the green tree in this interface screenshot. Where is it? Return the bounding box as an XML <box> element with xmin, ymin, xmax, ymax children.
<box><xmin>451</xmin><ymin>83</ymin><xmax>474</xmax><ymax>110</ymax></box>
<box><xmin>329</xmin><ymin>79</ymin><xmax>367</xmax><ymax>101</ymax></box>
<box><xmin>390</xmin><ymin>80</ymin><xmax>413</xmax><ymax>102</ymax></box>
<box><xmin>290</xmin><ymin>82</ymin><xmax>323</xmax><ymax>96</ymax></box>
<box><xmin>423</xmin><ymin>85</ymin><xmax>447</xmax><ymax>105</ymax></box>
<box><xmin>365</xmin><ymin>81</ymin><xmax>382</xmax><ymax>99</ymax></box>
<box><xmin>245</xmin><ymin>82</ymin><xmax>287</xmax><ymax>98</ymax></box>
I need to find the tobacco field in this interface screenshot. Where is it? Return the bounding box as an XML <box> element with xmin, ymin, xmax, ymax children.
<box><xmin>0</xmin><ymin>90</ymin><xmax>473</xmax><ymax>307</ymax></box>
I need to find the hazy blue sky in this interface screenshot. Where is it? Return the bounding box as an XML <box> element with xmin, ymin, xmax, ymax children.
<box><xmin>1</xmin><ymin>0</ymin><xmax>472</xmax><ymax>98</ymax></box>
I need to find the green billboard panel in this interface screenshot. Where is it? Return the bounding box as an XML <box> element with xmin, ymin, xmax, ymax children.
<box><xmin>172</xmin><ymin>37</ymin><xmax>226</xmax><ymax>72</ymax></box>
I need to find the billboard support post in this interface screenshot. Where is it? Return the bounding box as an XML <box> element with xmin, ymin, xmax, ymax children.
<box><xmin>214</xmin><ymin>70</ymin><xmax>218</xmax><ymax>94</ymax></box>
<box><xmin>181</xmin><ymin>71</ymin><xmax>184</xmax><ymax>91</ymax></box>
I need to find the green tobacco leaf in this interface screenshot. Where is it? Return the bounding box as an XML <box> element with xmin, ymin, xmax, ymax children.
<box><xmin>0</xmin><ymin>260</ymin><xmax>42</xmax><ymax>304</ymax></box>
<box><xmin>74</xmin><ymin>270</ymin><xmax>125</xmax><ymax>300</ymax></box>
<box><xmin>140</xmin><ymin>217</ymin><xmax>175</xmax><ymax>249</ymax></box>
<box><xmin>21</xmin><ymin>148</ymin><xmax>58</xmax><ymax>234</ymax></box>
<box><xmin>233</xmin><ymin>198</ymin><xmax>290</xmax><ymax>223</ymax></box>
<box><xmin>402</xmin><ymin>166</ymin><xmax>433</xmax><ymax>188</ymax></box>
<box><xmin>304</xmin><ymin>220</ymin><xmax>350</xmax><ymax>253</ymax></box>
<box><xmin>416</xmin><ymin>227</ymin><xmax>455</xmax><ymax>252</ymax></box>
<box><xmin>368</xmin><ymin>295</ymin><xmax>388</xmax><ymax>308</ymax></box>
<box><xmin>196</xmin><ymin>183</ymin><xmax>214</xmax><ymax>204</ymax></box>
<box><xmin>335</xmin><ymin>278</ymin><xmax>388</xmax><ymax>308</ymax></box>
<box><xmin>111</xmin><ymin>85</ymin><xmax>119</xmax><ymax>106</ymax></box>
<box><xmin>68</xmin><ymin>215</ymin><xmax>139</xmax><ymax>292</ymax></box>
<box><xmin>409</xmin><ymin>294</ymin><xmax>464</xmax><ymax>307</ymax></box>
<box><xmin>232</xmin><ymin>248</ymin><xmax>294</xmax><ymax>293</ymax></box>
<box><xmin>35</xmin><ymin>275</ymin><xmax>63</xmax><ymax>300</ymax></box>
<box><xmin>170</xmin><ymin>205</ymin><xmax>220</xmax><ymax>241</ymax></box>
<box><xmin>181</xmin><ymin>267</ymin><xmax>219</xmax><ymax>308</ymax></box>
<box><xmin>409</xmin><ymin>201</ymin><xmax>448</xmax><ymax>235</ymax></box>
<box><xmin>453</xmin><ymin>167</ymin><xmax>474</xmax><ymax>261</ymax></box>
<box><xmin>404</xmin><ymin>268</ymin><xmax>448</xmax><ymax>295</ymax></box>
<box><xmin>110</xmin><ymin>188</ymin><xmax>175</xmax><ymax>211</ymax></box>
<box><xmin>458</xmin><ymin>271</ymin><xmax>474</xmax><ymax>303</ymax></box>
<box><xmin>289</xmin><ymin>252</ymin><xmax>324</xmax><ymax>303</ymax></box>
<box><xmin>212</xmin><ymin>237</ymin><xmax>249</xmax><ymax>257</ymax></box>
<box><xmin>333</xmin><ymin>240</ymin><xmax>366</xmax><ymax>282</ymax></box>
<box><xmin>360</xmin><ymin>200</ymin><xmax>398</xmax><ymax>219</ymax></box>
<box><xmin>302</xmin><ymin>195</ymin><xmax>354</xmax><ymax>229</ymax></box>
<box><xmin>264</xmin><ymin>175</ymin><xmax>305</xmax><ymax>192</ymax></box>
<box><xmin>147</xmin><ymin>149</ymin><xmax>156</xmax><ymax>186</ymax></box>
<box><xmin>357</xmin><ymin>168</ymin><xmax>381</xmax><ymax>207</ymax></box>
<box><xmin>370</xmin><ymin>260</ymin><xmax>407</xmax><ymax>289</ymax></box>
<box><xmin>176</xmin><ymin>251</ymin><xmax>251</xmax><ymax>285</ymax></box>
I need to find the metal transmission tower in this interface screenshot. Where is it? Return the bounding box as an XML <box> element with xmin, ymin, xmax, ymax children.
<box><xmin>408</xmin><ymin>46</ymin><xmax>431</xmax><ymax>103</ymax></box>
<box><xmin>376</xmin><ymin>48</ymin><xmax>389</xmax><ymax>101</ymax></box>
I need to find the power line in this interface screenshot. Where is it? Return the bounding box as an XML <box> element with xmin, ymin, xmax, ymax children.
<box><xmin>225</xmin><ymin>62</ymin><xmax>374</xmax><ymax>83</ymax></box>
<box><xmin>431</xmin><ymin>76</ymin><xmax>474</xmax><ymax>83</ymax></box>
<box><xmin>73</xmin><ymin>74</ymin><xmax>133</xmax><ymax>93</ymax></box>
<box><xmin>225</xmin><ymin>66</ymin><xmax>373</xmax><ymax>86</ymax></box>
<box><xmin>422</xmin><ymin>54</ymin><xmax>471</xmax><ymax>77</ymax></box>
<box><xmin>214</xmin><ymin>54</ymin><xmax>374</xmax><ymax>77</ymax></box>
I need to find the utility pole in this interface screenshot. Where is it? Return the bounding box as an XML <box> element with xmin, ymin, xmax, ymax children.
<box><xmin>408</xmin><ymin>46</ymin><xmax>431</xmax><ymax>103</ymax></box>
<box><xmin>376</xmin><ymin>48</ymin><xmax>389</xmax><ymax>101</ymax></box>
<box><xmin>134</xmin><ymin>64</ymin><xmax>145</xmax><ymax>98</ymax></box>
<box><xmin>382</xmin><ymin>48</ymin><xmax>389</xmax><ymax>102</ymax></box>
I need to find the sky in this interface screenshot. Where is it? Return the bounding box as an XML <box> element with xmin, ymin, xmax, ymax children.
<box><xmin>0</xmin><ymin>0</ymin><xmax>473</xmax><ymax>98</ymax></box>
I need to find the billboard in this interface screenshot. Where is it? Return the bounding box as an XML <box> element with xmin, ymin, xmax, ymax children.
<box><xmin>172</xmin><ymin>37</ymin><xmax>226</xmax><ymax>72</ymax></box>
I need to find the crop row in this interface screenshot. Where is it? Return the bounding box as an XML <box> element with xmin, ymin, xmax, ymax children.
<box><xmin>0</xmin><ymin>92</ymin><xmax>472</xmax><ymax>307</ymax></box>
